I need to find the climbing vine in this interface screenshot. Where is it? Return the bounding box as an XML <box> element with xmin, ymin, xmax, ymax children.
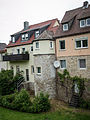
<box><xmin>58</xmin><ymin>69</ymin><xmax>85</xmax><ymax>97</ymax></box>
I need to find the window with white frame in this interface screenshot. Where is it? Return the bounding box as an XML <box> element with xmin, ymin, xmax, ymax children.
<box><xmin>35</xmin><ymin>30</ymin><xmax>40</xmax><ymax>38</ymax></box>
<box><xmin>80</xmin><ymin>18</ymin><xmax>90</xmax><ymax>27</ymax></box>
<box><xmin>75</xmin><ymin>37</ymin><xmax>88</xmax><ymax>49</ymax></box>
<box><xmin>63</xmin><ymin>24</ymin><xmax>68</xmax><ymax>31</ymax></box>
<box><xmin>12</xmin><ymin>36</ymin><xmax>15</xmax><ymax>43</ymax></box>
<box><xmin>22</xmin><ymin>33</ymin><xmax>28</xmax><ymax>41</ymax></box>
<box><xmin>16</xmin><ymin>66</ymin><xmax>20</xmax><ymax>73</ymax></box>
<box><xmin>37</xmin><ymin>67</ymin><xmax>41</xmax><ymax>74</ymax></box>
<box><xmin>30</xmin><ymin>46</ymin><xmax>33</xmax><ymax>52</ymax></box>
<box><xmin>22</xmin><ymin>48</ymin><xmax>25</xmax><ymax>54</ymax></box>
<box><xmin>80</xmin><ymin>20</ymin><xmax>86</xmax><ymax>27</ymax></box>
<box><xmin>17</xmin><ymin>49</ymin><xmax>20</xmax><ymax>54</ymax></box>
<box><xmin>60</xmin><ymin>60</ymin><xmax>66</xmax><ymax>69</ymax></box>
<box><xmin>86</xmin><ymin>18</ymin><xmax>90</xmax><ymax>26</ymax></box>
<box><xmin>36</xmin><ymin>42</ymin><xmax>39</xmax><ymax>49</ymax></box>
<box><xmin>78</xmin><ymin>59</ymin><xmax>86</xmax><ymax>69</ymax></box>
<box><xmin>59</xmin><ymin>40</ymin><xmax>65</xmax><ymax>50</ymax></box>
<box><xmin>50</xmin><ymin>41</ymin><xmax>53</xmax><ymax>49</ymax></box>
<box><xmin>31</xmin><ymin>66</ymin><xmax>34</xmax><ymax>74</ymax></box>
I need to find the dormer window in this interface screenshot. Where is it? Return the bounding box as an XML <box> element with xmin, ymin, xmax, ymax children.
<box><xmin>63</xmin><ymin>24</ymin><xmax>68</xmax><ymax>31</ymax></box>
<box><xmin>86</xmin><ymin>18</ymin><xmax>90</xmax><ymax>26</ymax></box>
<box><xmin>22</xmin><ymin>33</ymin><xmax>28</xmax><ymax>41</ymax></box>
<box><xmin>80</xmin><ymin>18</ymin><xmax>90</xmax><ymax>28</ymax></box>
<box><xmin>35</xmin><ymin>30</ymin><xmax>40</xmax><ymax>38</ymax></box>
<box><xmin>80</xmin><ymin>20</ymin><xmax>85</xmax><ymax>27</ymax></box>
<box><xmin>12</xmin><ymin>36</ymin><xmax>15</xmax><ymax>43</ymax></box>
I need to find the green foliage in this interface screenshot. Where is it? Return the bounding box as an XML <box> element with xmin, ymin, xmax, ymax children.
<box><xmin>58</xmin><ymin>69</ymin><xmax>85</xmax><ymax>96</ymax></box>
<box><xmin>30</xmin><ymin>92</ymin><xmax>50</xmax><ymax>113</ymax></box>
<box><xmin>13</xmin><ymin>89</ymin><xmax>31</xmax><ymax>111</ymax></box>
<box><xmin>0</xmin><ymin>70</ymin><xmax>24</xmax><ymax>96</ymax></box>
<box><xmin>0</xmin><ymin>90</ymin><xmax>50</xmax><ymax>113</ymax></box>
<box><xmin>80</xmin><ymin>98</ymin><xmax>90</xmax><ymax>110</ymax></box>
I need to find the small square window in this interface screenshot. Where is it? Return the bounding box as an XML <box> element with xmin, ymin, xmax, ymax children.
<box><xmin>16</xmin><ymin>66</ymin><xmax>20</xmax><ymax>73</ymax></box>
<box><xmin>63</xmin><ymin>24</ymin><xmax>68</xmax><ymax>31</ymax></box>
<box><xmin>37</xmin><ymin>67</ymin><xmax>41</xmax><ymax>74</ymax></box>
<box><xmin>80</xmin><ymin>20</ymin><xmax>85</xmax><ymax>27</ymax></box>
<box><xmin>86</xmin><ymin>18</ymin><xmax>90</xmax><ymax>26</ymax></box>
<box><xmin>50</xmin><ymin>41</ymin><xmax>53</xmax><ymax>48</ymax></box>
<box><xmin>79</xmin><ymin>59</ymin><xmax>86</xmax><ymax>69</ymax></box>
<box><xmin>60</xmin><ymin>60</ymin><xmax>66</xmax><ymax>69</ymax></box>
<box><xmin>59</xmin><ymin>40</ymin><xmax>65</xmax><ymax>50</ymax></box>
<box><xmin>36</xmin><ymin>42</ymin><xmax>39</xmax><ymax>49</ymax></box>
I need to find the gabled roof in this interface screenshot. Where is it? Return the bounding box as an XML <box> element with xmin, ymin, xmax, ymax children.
<box><xmin>34</xmin><ymin>30</ymin><xmax>54</xmax><ymax>40</ymax></box>
<box><xmin>7</xmin><ymin>18</ymin><xmax>59</xmax><ymax>48</ymax></box>
<box><xmin>55</xmin><ymin>4</ymin><xmax>90</xmax><ymax>38</ymax></box>
<box><xmin>0</xmin><ymin>43</ymin><xmax>7</xmax><ymax>53</ymax></box>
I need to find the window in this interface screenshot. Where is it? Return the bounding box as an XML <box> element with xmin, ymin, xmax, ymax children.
<box><xmin>50</xmin><ymin>41</ymin><xmax>53</xmax><ymax>48</ymax></box>
<box><xmin>86</xmin><ymin>18</ymin><xmax>90</xmax><ymax>26</ymax></box>
<box><xmin>36</xmin><ymin>42</ymin><xmax>39</xmax><ymax>49</ymax></box>
<box><xmin>22</xmin><ymin>48</ymin><xmax>25</xmax><ymax>54</ymax></box>
<box><xmin>30</xmin><ymin>46</ymin><xmax>33</xmax><ymax>52</ymax></box>
<box><xmin>35</xmin><ymin>30</ymin><xmax>39</xmax><ymax>38</ymax></box>
<box><xmin>16</xmin><ymin>66</ymin><xmax>20</xmax><ymax>73</ymax></box>
<box><xmin>22</xmin><ymin>33</ymin><xmax>28</xmax><ymax>41</ymax></box>
<box><xmin>59</xmin><ymin>40</ymin><xmax>65</xmax><ymax>50</ymax></box>
<box><xmin>17</xmin><ymin>49</ymin><xmax>20</xmax><ymax>54</ymax></box>
<box><xmin>80</xmin><ymin>20</ymin><xmax>85</xmax><ymax>27</ymax></box>
<box><xmin>10</xmin><ymin>66</ymin><xmax>13</xmax><ymax>71</ymax></box>
<box><xmin>31</xmin><ymin>66</ymin><xmax>34</xmax><ymax>74</ymax></box>
<box><xmin>37</xmin><ymin>67</ymin><xmax>41</xmax><ymax>74</ymax></box>
<box><xmin>26</xmin><ymin>69</ymin><xmax>29</xmax><ymax>81</ymax></box>
<box><xmin>63</xmin><ymin>24</ymin><xmax>68</xmax><ymax>31</ymax></box>
<box><xmin>60</xmin><ymin>60</ymin><xmax>66</xmax><ymax>69</ymax></box>
<box><xmin>12</xmin><ymin>36</ymin><xmax>15</xmax><ymax>43</ymax></box>
<box><xmin>80</xmin><ymin>18</ymin><xmax>90</xmax><ymax>27</ymax></box>
<box><xmin>78</xmin><ymin>59</ymin><xmax>86</xmax><ymax>69</ymax></box>
<box><xmin>75</xmin><ymin>38</ymin><xmax>88</xmax><ymax>49</ymax></box>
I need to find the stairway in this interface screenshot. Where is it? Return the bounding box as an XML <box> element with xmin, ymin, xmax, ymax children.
<box><xmin>69</xmin><ymin>94</ymin><xmax>80</xmax><ymax>107</ymax></box>
<box><xmin>17</xmin><ymin>76</ymin><xmax>25</xmax><ymax>91</ymax></box>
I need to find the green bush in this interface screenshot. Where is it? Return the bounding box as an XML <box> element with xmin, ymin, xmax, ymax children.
<box><xmin>80</xmin><ymin>98</ymin><xmax>90</xmax><ymax>110</ymax></box>
<box><xmin>31</xmin><ymin>92</ymin><xmax>50</xmax><ymax>113</ymax></box>
<box><xmin>0</xmin><ymin>70</ymin><xmax>24</xmax><ymax>96</ymax></box>
<box><xmin>0</xmin><ymin>90</ymin><xmax>50</xmax><ymax>113</ymax></box>
<box><xmin>13</xmin><ymin>89</ymin><xmax>31</xmax><ymax>111</ymax></box>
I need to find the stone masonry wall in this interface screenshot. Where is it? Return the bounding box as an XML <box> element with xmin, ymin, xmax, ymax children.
<box><xmin>57</xmin><ymin>55</ymin><xmax>90</xmax><ymax>102</ymax></box>
<box><xmin>34</xmin><ymin>55</ymin><xmax>56</xmax><ymax>98</ymax></box>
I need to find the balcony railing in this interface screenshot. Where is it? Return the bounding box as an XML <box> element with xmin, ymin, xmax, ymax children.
<box><xmin>3</xmin><ymin>54</ymin><xmax>29</xmax><ymax>61</ymax></box>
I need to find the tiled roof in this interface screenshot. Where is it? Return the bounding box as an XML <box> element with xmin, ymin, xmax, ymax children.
<box><xmin>34</xmin><ymin>30</ymin><xmax>54</xmax><ymax>40</ymax></box>
<box><xmin>7</xmin><ymin>18</ymin><xmax>59</xmax><ymax>48</ymax></box>
<box><xmin>55</xmin><ymin>4</ymin><xmax>90</xmax><ymax>38</ymax></box>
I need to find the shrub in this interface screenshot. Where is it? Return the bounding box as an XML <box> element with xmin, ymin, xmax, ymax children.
<box><xmin>80</xmin><ymin>98</ymin><xmax>90</xmax><ymax>110</ymax></box>
<box><xmin>12</xmin><ymin>89</ymin><xmax>31</xmax><ymax>111</ymax></box>
<box><xmin>0</xmin><ymin>70</ymin><xmax>24</xmax><ymax>96</ymax></box>
<box><xmin>31</xmin><ymin>92</ymin><xmax>50</xmax><ymax>113</ymax></box>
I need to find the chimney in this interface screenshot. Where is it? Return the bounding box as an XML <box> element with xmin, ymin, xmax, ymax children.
<box><xmin>24</xmin><ymin>21</ymin><xmax>29</xmax><ymax>30</ymax></box>
<box><xmin>83</xmin><ymin>1</ymin><xmax>89</xmax><ymax>9</ymax></box>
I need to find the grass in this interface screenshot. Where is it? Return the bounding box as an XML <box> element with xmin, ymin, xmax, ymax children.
<box><xmin>0</xmin><ymin>106</ymin><xmax>90</xmax><ymax>120</ymax></box>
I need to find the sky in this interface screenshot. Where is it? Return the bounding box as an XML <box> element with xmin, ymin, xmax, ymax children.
<box><xmin>0</xmin><ymin>0</ymin><xmax>89</xmax><ymax>44</ymax></box>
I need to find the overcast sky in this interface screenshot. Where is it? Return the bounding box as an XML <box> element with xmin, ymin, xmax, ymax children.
<box><xmin>0</xmin><ymin>0</ymin><xmax>89</xmax><ymax>44</ymax></box>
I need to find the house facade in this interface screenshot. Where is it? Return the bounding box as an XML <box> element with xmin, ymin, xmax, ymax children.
<box><xmin>55</xmin><ymin>1</ymin><xmax>90</xmax><ymax>101</ymax></box>
<box><xmin>3</xmin><ymin>19</ymin><xmax>59</xmax><ymax>98</ymax></box>
<box><xmin>0</xmin><ymin>43</ymin><xmax>7</xmax><ymax>71</ymax></box>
